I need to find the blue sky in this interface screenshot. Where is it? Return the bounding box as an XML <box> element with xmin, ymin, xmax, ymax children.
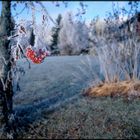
<box><xmin>0</xmin><ymin>1</ymin><xmax>140</xmax><ymax>26</ymax></box>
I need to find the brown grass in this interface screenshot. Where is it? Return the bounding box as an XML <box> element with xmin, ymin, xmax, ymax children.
<box><xmin>83</xmin><ymin>80</ymin><xmax>140</xmax><ymax>97</ymax></box>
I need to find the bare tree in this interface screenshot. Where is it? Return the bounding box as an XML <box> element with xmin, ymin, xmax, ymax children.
<box><xmin>0</xmin><ymin>1</ymin><xmax>15</xmax><ymax>138</ymax></box>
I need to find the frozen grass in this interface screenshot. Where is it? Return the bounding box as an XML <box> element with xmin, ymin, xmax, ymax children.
<box><xmin>17</xmin><ymin>96</ymin><xmax>140</xmax><ymax>139</ymax></box>
<box><xmin>12</xmin><ymin>56</ymin><xmax>140</xmax><ymax>139</ymax></box>
<box><xmin>13</xmin><ymin>56</ymin><xmax>94</xmax><ymax>106</ymax></box>
<box><xmin>89</xmin><ymin>39</ymin><xmax>140</xmax><ymax>83</ymax></box>
<box><xmin>13</xmin><ymin>55</ymin><xmax>99</xmax><ymax>123</ymax></box>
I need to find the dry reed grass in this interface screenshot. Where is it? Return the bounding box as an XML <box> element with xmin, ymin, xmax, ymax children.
<box><xmin>83</xmin><ymin>80</ymin><xmax>140</xmax><ymax>98</ymax></box>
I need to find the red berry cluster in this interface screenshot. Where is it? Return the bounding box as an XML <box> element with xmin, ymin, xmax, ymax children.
<box><xmin>26</xmin><ymin>48</ymin><xmax>49</xmax><ymax>64</ymax></box>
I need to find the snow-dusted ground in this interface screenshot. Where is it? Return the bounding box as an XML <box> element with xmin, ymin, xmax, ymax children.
<box><xmin>13</xmin><ymin>55</ymin><xmax>100</xmax><ymax>119</ymax></box>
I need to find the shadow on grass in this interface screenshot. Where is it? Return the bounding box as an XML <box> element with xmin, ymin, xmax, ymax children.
<box><xmin>14</xmin><ymin>90</ymin><xmax>83</xmax><ymax>137</ymax></box>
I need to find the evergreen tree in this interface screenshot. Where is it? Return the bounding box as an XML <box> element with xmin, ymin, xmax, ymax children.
<box><xmin>50</xmin><ymin>14</ymin><xmax>62</xmax><ymax>55</ymax></box>
<box><xmin>29</xmin><ymin>28</ymin><xmax>35</xmax><ymax>46</ymax></box>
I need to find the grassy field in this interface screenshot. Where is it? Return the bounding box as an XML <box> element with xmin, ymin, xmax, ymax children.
<box><xmin>18</xmin><ymin>97</ymin><xmax>140</xmax><ymax>139</ymax></box>
<box><xmin>13</xmin><ymin>56</ymin><xmax>140</xmax><ymax>139</ymax></box>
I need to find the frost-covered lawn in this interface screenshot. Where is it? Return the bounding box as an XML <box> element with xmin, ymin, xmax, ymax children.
<box><xmin>19</xmin><ymin>97</ymin><xmax>140</xmax><ymax>139</ymax></box>
<box><xmin>13</xmin><ymin>55</ymin><xmax>99</xmax><ymax>118</ymax></box>
<box><xmin>13</xmin><ymin>55</ymin><xmax>140</xmax><ymax>139</ymax></box>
